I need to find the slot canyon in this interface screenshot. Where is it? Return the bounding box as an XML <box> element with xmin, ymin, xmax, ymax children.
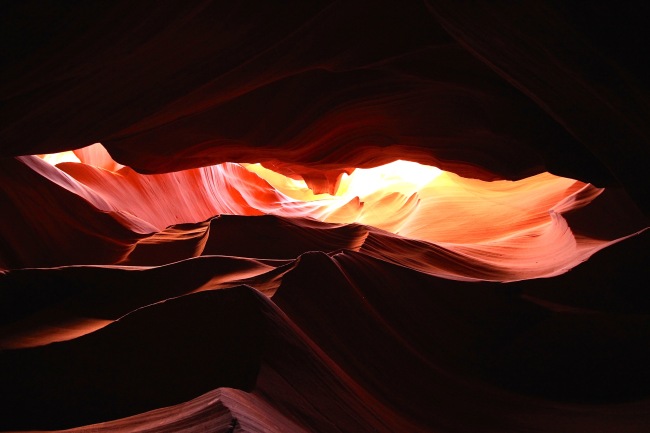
<box><xmin>1</xmin><ymin>1</ymin><xmax>649</xmax><ymax>432</ymax></box>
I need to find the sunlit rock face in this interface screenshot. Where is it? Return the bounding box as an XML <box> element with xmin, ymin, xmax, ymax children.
<box><xmin>20</xmin><ymin>145</ymin><xmax>635</xmax><ymax>284</ymax></box>
<box><xmin>1</xmin><ymin>2</ymin><xmax>650</xmax><ymax>433</ymax></box>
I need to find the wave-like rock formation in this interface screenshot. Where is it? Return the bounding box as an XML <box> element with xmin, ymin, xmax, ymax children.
<box><xmin>1</xmin><ymin>1</ymin><xmax>649</xmax><ymax>432</ymax></box>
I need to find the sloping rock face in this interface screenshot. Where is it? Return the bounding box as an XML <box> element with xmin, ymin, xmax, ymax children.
<box><xmin>1</xmin><ymin>1</ymin><xmax>649</xmax><ymax>432</ymax></box>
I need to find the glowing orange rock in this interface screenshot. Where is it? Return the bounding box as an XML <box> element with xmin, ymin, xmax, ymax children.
<box><xmin>31</xmin><ymin>145</ymin><xmax>639</xmax><ymax>281</ymax></box>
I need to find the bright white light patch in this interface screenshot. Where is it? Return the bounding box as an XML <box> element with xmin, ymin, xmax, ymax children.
<box><xmin>38</xmin><ymin>151</ymin><xmax>81</xmax><ymax>165</ymax></box>
<box><xmin>337</xmin><ymin>160</ymin><xmax>442</xmax><ymax>199</ymax></box>
<box><xmin>243</xmin><ymin>160</ymin><xmax>443</xmax><ymax>202</ymax></box>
